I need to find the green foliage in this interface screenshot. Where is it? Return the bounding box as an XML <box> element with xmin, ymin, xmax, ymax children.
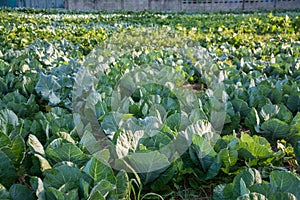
<box><xmin>0</xmin><ymin>8</ymin><xmax>299</xmax><ymax>199</ymax></box>
<box><xmin>213</xmin><ymin>168</ymin><xmax>300</xmax><ymax>200</ymax></box>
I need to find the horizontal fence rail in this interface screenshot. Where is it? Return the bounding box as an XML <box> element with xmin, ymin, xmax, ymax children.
<box><xmin>65</xmin><ymin>0</ymin><xmax>300</xmax><ymax>11</ymax></box>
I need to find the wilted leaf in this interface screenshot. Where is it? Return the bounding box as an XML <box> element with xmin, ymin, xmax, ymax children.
<box><xmin>30</xmin><ymin>176</ymin><xmax>45</xmax><ymax>200</ymax></box>
<box><xmin>245</xmin><ymin>108</ymin><xmax>260</xmax><ymax>134</ymax></box>
<box><xmin>27</xmin><ymin>134</ymin><xmax>45</xmax><ymax>156</ymax></box>
<box><xmin>260</xmin><ymin>104</ymin><xmax>279</xmax><ymax>121</ymax></box>
<box><xmin>34</xmin><ymin>154</ymin><xmax>51</xmax><ymax>172</ymax></box>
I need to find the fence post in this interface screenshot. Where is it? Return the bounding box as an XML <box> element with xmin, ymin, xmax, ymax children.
<box><xmin>274</xmin><ymin>0</ymin><xmax>277</xmax><ymax>10</ymax></box>
<box><xmin>242</xmin><ymin>0</ymin><xmax>245</xmax><ymax>10</ymax></box>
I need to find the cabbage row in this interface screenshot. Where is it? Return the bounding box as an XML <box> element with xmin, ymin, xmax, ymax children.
<box><xmin>0</xmin><ymin>8</ymin><xmax>300</xmax><ymax>199</ymax></box>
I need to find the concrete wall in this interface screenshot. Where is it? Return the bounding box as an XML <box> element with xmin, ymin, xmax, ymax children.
<box><xmin>65</xmin><ymin>0</ymin><xmax>300</xmax><ymax>11</ymax></box>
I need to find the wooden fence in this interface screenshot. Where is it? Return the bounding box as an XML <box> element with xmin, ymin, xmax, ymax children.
<box><xmin>1</xmin><ymin>0</ymin><xmax>299</xmax><ymax>11</ymax></box>
<box><xmin>65</xmin><ymin>0</ymin><xmax>300</xmax><ymax>11</ymax></box>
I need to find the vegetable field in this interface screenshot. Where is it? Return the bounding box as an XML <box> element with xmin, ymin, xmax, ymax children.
<box><xmin>0</xmin><ymin>8</ymin><xmax>300</xmax><ymax>200</ymax></box>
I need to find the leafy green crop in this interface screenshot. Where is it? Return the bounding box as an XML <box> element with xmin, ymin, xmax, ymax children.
<box><xmin>214</xmin><ymin>168</ymin><xmax>300</xmax><ymax>200</ymax></box>
<box><xmin>0</xmin><ymin>8</ymin><xmax>299</xmax><ymax>200</ymax></box>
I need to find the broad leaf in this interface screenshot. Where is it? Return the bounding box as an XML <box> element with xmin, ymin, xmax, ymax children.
<box><xmin>232</xmin><ymin>98</ymin><xmax>250</xmax><ymax>119</ymax></box>
<box><xmin>83</xmin><ymin>157</ymin><xmax>115</xmax><ymax>186</ymax></box>
<box><xmin>65</xmin><ymin>188</ymin><xmax>80</xmax><ymax>200</ymax></box>
<box><xmin>288</xmin><ymin>112</ymin><xmax>300</xmax><ymax>144</ymax></box>
<box><xmin>127</xmin><ymin>151</ymin><xmax>170</xmax><ymax>184</ymax></box>
<box><xmin>250</xmin><ymin>183</ymin><xmax>274</xmax><ymax>198</ymax></box>
<box><xmin>35</xmin><ymin>73</ymin><xmax>61</xmax><ymax>105</ymax></box>
<box><xmin>240</xmin><ymin>179</ymin><xmax>250</xmax><ymax>196</ymax></box>
<box><xmin>294</xmin><ymin>141</ymin><xmax>300</xmax><ymax>164</ymax></box>
<box><xmin>44</xmin><ymin>165</ymin><xmax>88</xmax><ymax>189</ymax></box>
<box><xmin>45</xmin><ymin>187</ymin><xmax>64</xmax><ymax>200</ymax></box>
<box><xmin>189</xmin><ymin>135</ymin><xmax>221</xmax><ymax>179</ymax></box>
<box><xmin>45</xmin><ymin>187</ymin><xmax>79</xmax><ymax>200</ymax></box>
<box><xmin>89</xmin><ymin>180</ymin><xmax>113</xmax><ymax>199</ymax></box>
<box><xmin>261</xmin><ymin>119</ymin><xmax>290</xmax><ymax>140</ymax></box>
<box><xmin>238</xmin><ymin>133</ymin><xmax>274</xmax><ymax>164</ymax></box>
<box><xmin>269</xmin><ymin>170</ymin><xmax>300</xmax><ymax>199</ymax></box>
<box><xmin>286</xmin><ymin>94</ymin><xmax>300</xmax><ymax>113</ymax></box>
<box><xmin>79</xmin><ymin>179</ymin><xmax>89</xmax><ymax>200</ymax></box>
<box><xmin>277</xmin><ymin>104</ymin><xmax>293</xmax><ymax>123</ymax></box>
<box><xmin>10</xmin><ymin>135</ymin><xmax>26</xmax><ymax>165</ymax></box>
<box><xmin>269</xmin><ymin>192</ymin><xmax>297</xmax><ymax>200</ymax></box>
<box><xmin>0</xmin><ymin>109</ymin><xmax>18</xmax><ymax>134</ymax></box>
<box><xmin>46</xmin><ymin>142</ymin><xmax>88</xmax><ymax>167</ymax></box>
<box><xmin>88</xmin><ymin>190</ymin><xmax>105</xmax><ymax>200</ymax></box>
<box><xmin>0</xmin><ymin>132</ymin><xmax>11</xmax><ymax>148</ymax></box>
<box><xmin>233</xmin><ymin>168</ymin><xmax>262</xmax><ymax>196</ymax></box>
<box><xmin>150</xmin><ymin>165</ymin><xmax>176</xmax><ymax>191</ymax></box>
<box><xmin>0</xmin><ymin>150</ymin><xmax>16</xmax><ymax>188</ymax></box>
<box><xmin>218</xmin><ymin>148</ymin><xmax>238</xmax><ymax>173</ymax></box>
<box><xmin>9</xmin><ymin>184</ymin><xmax>35</xmax><ymax>200</ymax></box>
<box><xmin>115</xmin><ymin>170</ymin><xmax>130</xmax><ymax>199</ymax></box>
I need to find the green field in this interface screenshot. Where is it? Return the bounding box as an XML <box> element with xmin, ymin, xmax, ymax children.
<box><xmin>0</xmin><ymin>8</ymin><xmax>300</xmax><ymax>199</ymax></box>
